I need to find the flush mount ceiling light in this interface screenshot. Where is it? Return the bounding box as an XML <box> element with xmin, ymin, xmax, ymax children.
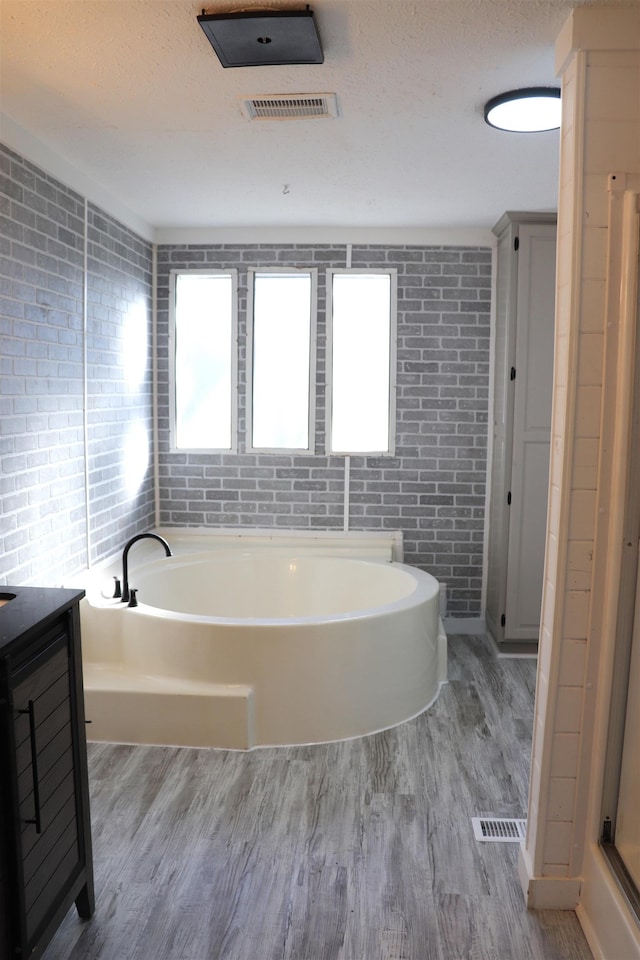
<box><xmin>197</xmin><ymin>8</ymin><xmax>324</xmax><ymax>68</ymax></box>
<box><xmin>483</xmin><ymin>87</ymin><xmax>561</xmax><ymax>132</ymax></box>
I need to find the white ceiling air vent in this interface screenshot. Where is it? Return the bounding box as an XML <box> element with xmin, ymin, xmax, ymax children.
<box><xmin>240</xmin><ymin>93</ymin><xmax>338</xmax><ymax>121</ymax></box>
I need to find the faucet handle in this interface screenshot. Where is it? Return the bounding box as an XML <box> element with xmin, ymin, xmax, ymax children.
<box><xmin>113</xmin><ymin>577</ymin><xmax>122</xmax><ymax>599</ymax></box>
<box><xmin>127</xmin><ymin>588</ymin><xmax>138</xmax><ymax>608</ymax></box>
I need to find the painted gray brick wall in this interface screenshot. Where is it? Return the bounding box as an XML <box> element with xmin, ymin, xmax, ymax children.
<box><xmin>86</xmin><ymin>205</ymin><xmax>154</xmax><ymax>562</ymax></box>
<box><xmin>0</xmin><ymin>144</ymin><xmax>154</xmax><ymax>585</ymax></box>
<box><xmin>157</xmin><ymin>244</ymin><xmax>491</xmax><ymax>616</ymax></box>
<box><xmin>0</xmin><ymin>145</ymin><xmax>86</xmax><ymax>584</ymax></box>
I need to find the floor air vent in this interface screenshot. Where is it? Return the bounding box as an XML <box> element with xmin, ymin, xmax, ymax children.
<box><xmin>471</xmin><ymin>817</ymin><xmax>527</xmax><ymax>842</ymax></box>
<box><xmin>240</xmin><ymin>94</ymin><xmax>338</xmax><ymax>121</ymax></box>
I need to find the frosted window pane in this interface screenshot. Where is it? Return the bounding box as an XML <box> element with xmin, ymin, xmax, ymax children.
<box><xmin>331</xmin><ymin>274</ymin><xmax>391</xmax><ymax>453</ymax></box>
<box><xmin>252</xmin><ymin>274</ymin><xmax>311</xmax><ymax>449</ymax></box>
<box><xmin>174</xmin><ymin>274</ymin><xmax>233</xmax><ymax>449</ymax></box>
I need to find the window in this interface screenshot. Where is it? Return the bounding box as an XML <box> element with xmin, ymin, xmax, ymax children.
<box><xmin>169</xmin><ymin>266</ymin><xmax>397</xmax><ymax>457</ymax></box>
<box><xmin>327</xmin><ymin>270</ymin><xmax>396</xmax><ymax>455</ymax></box>
<box><xmin>170</xmin><ymin>270</ymin><xmax>237</xmax><ymax>450</ymax></box>
<box><xmin>248</xmin><ymin>269</ymin><xmax>316</xmax><ymax>451</ymax></box>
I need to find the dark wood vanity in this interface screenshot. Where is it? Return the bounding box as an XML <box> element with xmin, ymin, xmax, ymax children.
<box><xmin>0</xmin><ymin>587</ymin><xmax>94</xmax><ymax>959</ymax></box>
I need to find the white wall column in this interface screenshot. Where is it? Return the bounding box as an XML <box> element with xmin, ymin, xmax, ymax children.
<box><xmin>519</xmin><ymin>7</ymin><xmax>640</xmax><ymax>958</ymax></box>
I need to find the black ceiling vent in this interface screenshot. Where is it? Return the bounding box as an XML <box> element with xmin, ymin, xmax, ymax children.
<box><xmin>197</xmin><ymin>8</ymin><xmax>324</xmax><ymax>68</ymax></box>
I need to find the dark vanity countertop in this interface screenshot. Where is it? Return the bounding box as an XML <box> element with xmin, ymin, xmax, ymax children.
<box><xmin>0</xmin><ymin>586</ymin><xmax>85</xmax><ymax>654</ymax></box>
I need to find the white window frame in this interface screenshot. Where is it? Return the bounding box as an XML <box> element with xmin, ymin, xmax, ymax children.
<box><xmin>169</xmin><ymin>269</ymin><xmax>239</xmax><ymax>453</ymax></box>
<box><xmin>246</xmin><ymin>267</ymin><xmax>318</xmax><ymax>454</ymax></box>
<box><xmin>326</xmin><ymin>268</ymin><xmax>397</xmax><ymax>456</ymax></box>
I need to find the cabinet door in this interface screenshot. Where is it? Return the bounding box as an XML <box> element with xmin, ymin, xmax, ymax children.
<box><xmin>12</xmin><ymin>629</ymin><xmax>83</xmax><ymax>952</ymax></box>
<box><xmin>504</xmin><ymin>223</ymin><xmax>556</xmax><ymax>641</ymax></box>
<box><xmin>485</xmin><ymin>225</ymin><xmax>518</xmax><ymax>641</ymax></box>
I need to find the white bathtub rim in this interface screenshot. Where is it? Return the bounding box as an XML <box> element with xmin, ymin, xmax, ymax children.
<box><xmin>88</xmin><ymin>554</ymin><xmax>439</xmax><ymax>627</ymax></box>
<box><xmin>77</xmin><ymin>527</ymin><xmax>405</xmax><ymax>585</ymax></box>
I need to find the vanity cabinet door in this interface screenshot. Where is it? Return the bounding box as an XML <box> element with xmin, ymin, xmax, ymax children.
<box><xmin>0</xmin><ymin>589</ymin><xmax>93</xmax><ymax>960</ymax></box>
<box><xmin>9</xmin><ymin>623</ymin><xmax>89</xmax><ymax>956</ymax></box>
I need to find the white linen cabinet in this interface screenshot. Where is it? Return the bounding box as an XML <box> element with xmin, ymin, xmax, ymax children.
<box><xmin>485</xmin><ymin>212</ymin><xmax>557</xmax><ymax>651</ymax></box>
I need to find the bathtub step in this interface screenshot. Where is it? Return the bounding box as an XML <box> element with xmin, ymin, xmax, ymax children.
<box><xmin>83</xmin><ymin>663</ymin><xmax>255</xmax><ymax>750</ymax></box>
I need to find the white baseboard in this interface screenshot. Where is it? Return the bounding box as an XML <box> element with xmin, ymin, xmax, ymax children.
<box><xmin>575</xmin><ymin>905</ymin><xmax>604</xmax><ymax>960</ymax></box>
<box><xmin>525</xmin><ymin>876</ymin><xmax>582</xmax><ymax>910</ymax></box>
<box><xmin>443</xmin><ymin>616</ymin><xmax>486</xmax><ymax>635</ymax></box>
<box><xmin>517</xmin><ymin>845</ymin><xmax>582</xmax><ymax>909</ymax></box>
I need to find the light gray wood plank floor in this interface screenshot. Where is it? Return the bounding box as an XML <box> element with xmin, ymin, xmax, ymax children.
<box><xmin>43</xmin><ymin>634</ymin><xmax>593</xmax><ymax>960</ymax></box>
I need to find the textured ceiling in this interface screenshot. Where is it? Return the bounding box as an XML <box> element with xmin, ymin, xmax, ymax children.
<box><xmin>0</xmin><ymin>0</ymin><xmax>637</xmax><ymax>231</ymax></box>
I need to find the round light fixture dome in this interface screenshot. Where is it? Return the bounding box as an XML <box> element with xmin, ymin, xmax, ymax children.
<box><xmin>484</xmin><ymin>87</ymin><xmax>561</xmax><ymax>132</ymax></box>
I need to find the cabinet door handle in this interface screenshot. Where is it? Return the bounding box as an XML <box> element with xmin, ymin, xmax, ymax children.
<box><xmin>19</xmin><ymin>700</ymin><xmax>42</xmax><ymax>834</ymax></box>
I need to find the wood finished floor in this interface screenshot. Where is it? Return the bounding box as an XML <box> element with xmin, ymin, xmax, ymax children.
<box><xmin>43</xmin><ymin>635</ymin><xmax>593</xmax><ymax>960</ymax></box>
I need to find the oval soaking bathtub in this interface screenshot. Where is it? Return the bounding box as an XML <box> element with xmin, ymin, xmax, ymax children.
<box><xmin>81</xmin><ymin>551</ymin><xmax>446</xmax><ymax>750</ymax></box>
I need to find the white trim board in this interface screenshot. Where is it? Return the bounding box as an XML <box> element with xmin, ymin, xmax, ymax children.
<box><xmin>154</xmin><ymin>225</ymin><xmax>495</xmax><ymax>247</ymax></box>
